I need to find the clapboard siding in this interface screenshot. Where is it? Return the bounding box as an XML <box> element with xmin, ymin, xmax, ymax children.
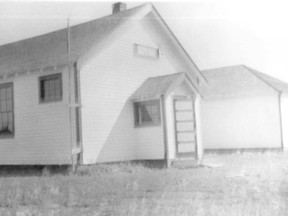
<box><xmin>135</xmin><ymin>126</ymin><xmax>164</xmax><ymax>160</ymax></box>
<box><xmin>201</xmin><ymin>95</ymin><xmax>282</xmax><ymax>149</ymax></box>
<box><xmin>0</xmin><ymin>69</ymin><xmax>72</xmax><ymax>164</ymax></box>
<box><xmin>80</xmin><ymin>23</ymin><xmax>177</xmax><ymax>164</ymax></box>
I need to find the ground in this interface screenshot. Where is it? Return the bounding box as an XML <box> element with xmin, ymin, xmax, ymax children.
<box><xmin>0</xmin><ymin>152</ymin><xmax>288</xmax><ymax>216</ymax></box>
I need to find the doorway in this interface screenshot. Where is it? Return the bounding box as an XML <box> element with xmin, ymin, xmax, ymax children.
<box><xmin>173</xmin><ymin>96</ymin><xmax>197</xmax><ymax>159</ymax></box>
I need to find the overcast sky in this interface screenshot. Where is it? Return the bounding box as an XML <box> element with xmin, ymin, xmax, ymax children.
<box><xmin>0</xmin><ymin>0</ymin><xmax>288</xmax><ymax>82</ymax></box>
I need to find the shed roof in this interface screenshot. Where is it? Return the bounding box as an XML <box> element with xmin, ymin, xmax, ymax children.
<box><xmin>201</xmin><ymin>65</ymin><xmax>288</xmax><ymax>100</ymax></box>
<box><xmin>130</xmin><ymin>72</ymin><xmax>189</xmax><ymax>100</ymax></box>
<box><xmin>0</xmin><ymin>3</ymin><xmax>151</xmax><ymax>76</ymax></box>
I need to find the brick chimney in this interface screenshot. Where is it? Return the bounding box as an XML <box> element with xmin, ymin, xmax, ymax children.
<box><xmin>112</xmin><ymin>2</ymin><xmax>127</xmax><ymax>14</ymax></box>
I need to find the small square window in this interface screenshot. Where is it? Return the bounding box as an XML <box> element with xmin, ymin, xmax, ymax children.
<box><xmin>39</xmin><ymin>74</ymin><xmax>62</xmax><ymax>103</ymax></box>
<box><xmin>134</xmin><ymin>100</ymin><xmax>161</xmax><ymax>127</ymax></box>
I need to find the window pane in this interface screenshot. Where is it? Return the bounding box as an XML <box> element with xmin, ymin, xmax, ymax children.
<box><xmin>1</xmin><ymin>99</ymin><xmax>6</xmax><ymax>112</ymax></box>
<box><xmin>140</xmin><ymin>105</ymin><xmax>152</xmax><ymax>122</ymax></box>
<box><xmin>6</xmin><ymin>87</ymin><xmax>12</xmax><ymax>100</ymax></box>
<box><xmin>40</xmin><ymin>74</ymin><xmax>62</xmax><ymax>102</ymax></box>
<box><xmin>49</xmin><ymin>79</ymin><xmax>55</xmax><ymax>100</ymax></box>
<box><xmin>54</xmin><ymin>79</ymin><xmax>61</xmax><ymax>100</ymax></box>
<box><xmin>2</xmin><ymin>113</ymin><xmax>8</xmax><ymax>125</ymax></box>
<box><xmin>8</xmin><ymin>113</ymin><xmax>13</xmax><ymax>132</ymax></box>
<box><xmin>147</xmin><ymin>105</ymin><xmax>159</xmax><ymax>122</ymax></box>
<box><xmin>6</xmin><ymin>100</ymin><xmax>12</xmax><ymax>112</ymax></box>
<box><xmin>134</xmin><ymin>100</ymin><xmax>160</xmax><ymax>126</ymax></box>
<box><xmin>0</xmin><ymin>88</ymin><xmax>5</xmax><ymax>101</ymax></box>
<box><xmin>40</xmin><ymin>80</ymin><xmax>45</xmax><ymax>100</ymax></box>
<box><xmin>0</xmin><ymin>83</ymin><xmax>14</xmax><ymax>136</ymax></box>
<box><xmin>44</xmin><ymin>80</ymin><xmax>50</xmax><ymax>100</ymax></box>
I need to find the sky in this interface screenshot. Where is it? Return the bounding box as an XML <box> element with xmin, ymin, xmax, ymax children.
<box><xmin>0</xmin><ymin>0</ymin><xmax>288</xmax><ymax>82</ymax></box>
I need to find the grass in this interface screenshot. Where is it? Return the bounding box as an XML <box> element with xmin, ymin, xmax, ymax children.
<box><xmin>0</xmin><ymin>152</ymin><xmax>288</xmax><ymax>215</ymax></box>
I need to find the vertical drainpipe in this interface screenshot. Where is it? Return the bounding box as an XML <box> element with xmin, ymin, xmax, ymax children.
<box><xmin>75</xmin><ymin>62</ymin><xmax>84</xmax><ymax>165</ymax></box>
<box><xmin>160</xmin><ymin>95</ymin><xmax>169</xmax><ymax>167</ymax></box>
<box><xmin>67</xmin><ymin>18</ymin><xmax>75</xmax><ymax>172</ymax></box>
<box><xmin>278</xmin><ymin>91</ymin><xmax>284</xmax><ymax>151</ymax></box>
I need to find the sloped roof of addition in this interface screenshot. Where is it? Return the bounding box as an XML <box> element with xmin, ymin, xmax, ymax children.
<box><xmin>201</xmin><ymin>65</ymin><xmax>288</xmax><ymax>100</ymax></box>
<box><xmin>130</xmin><ymin>72</ymin><xmax>194</xmax><ymax>101</ymax></box>
<box><xmin>246</xmin><ymin>66</ymin><xmax>288</xmax><ymax>94</ymax></box>
<box><xmin>0</xmin><ymin>3</ymin><xmax>151</xmax><ymax>76</ymax></box>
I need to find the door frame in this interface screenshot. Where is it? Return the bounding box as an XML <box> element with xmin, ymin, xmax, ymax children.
<box><xmin>173</xmin><ymin>95</ymin><xmax>198</xmax><ymax>159</ymax></box>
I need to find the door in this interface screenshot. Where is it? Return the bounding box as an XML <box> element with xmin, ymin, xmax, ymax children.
<box><xmin>173</xmin><ymin>96</ymin><xmax>197</xmax><ymax>159</ymax></box>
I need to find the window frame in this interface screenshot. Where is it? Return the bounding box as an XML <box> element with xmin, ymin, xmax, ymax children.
<box><xmin>133</xmin><ymin>44</ymin><xmax>160</xmax><ymax>60</ymax></box>
<box><xmin>39</xmin><ymin>73</ymin><xmax>63</xmax><ymax>103</ymax></box>
<box><xmin>133</xmin><ymin>99</ymin><xmax>161</xmax><ymax>128</ymax></box>
<box><xmin>0</xmin><ymin>82</ymin><xmax>14</xmax><ymax>138</ymax></box>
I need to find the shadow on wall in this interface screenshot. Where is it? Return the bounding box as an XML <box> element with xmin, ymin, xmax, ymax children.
<box><xmin>96</xmin><ymin>100</ymin><xmax>137</xmax><ymax>163</ymax></box>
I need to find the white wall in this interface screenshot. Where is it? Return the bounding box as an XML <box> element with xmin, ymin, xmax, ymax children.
<box><xmin>200</xmin><ymin>95</ymin><xmax>282</xmax><ymax>149</ymax></box>
<box><xmin>281</xmin><ymin>93</ymin><xmax>288</xmax><ymax>150</ymax></box>
<box><xmin>0</xmin><ymin>67</ymin><xmax>72</xmax><ymax>165</ymax></box>
<box><xmin>195</xmin><ymin>95</ymin><xmax>204</xmax><ymax>159</ymax></box>
<box><xmin>135</xmin><ymin>125</ymin><xmax>164</xmax><ymax>160</ymax></box>
<box><xmin>80</xmin><ymin>23</ymin><xmax>178</xmax><ymax>164</ymax></box>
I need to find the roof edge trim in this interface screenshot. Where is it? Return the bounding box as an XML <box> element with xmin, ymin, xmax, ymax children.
<box><xmin>244</xmin><ymin>65</ymin><xmax>281</xmax><ymax>93</ymax></box>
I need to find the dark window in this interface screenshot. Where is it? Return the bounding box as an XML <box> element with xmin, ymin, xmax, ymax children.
<box><xmin>39</xmin><ymin>74</ymin><xmax>62</xmax><ymax>102</ymax></box>
<box><xmin>134</xmin><ymin>100</ymin><xmax>161</xmax><ymax>127</ymax></box>
<box><xmin>0</xmin><ymin>83</ymin><xmax>14</xmax><ymax>137</ymax></box>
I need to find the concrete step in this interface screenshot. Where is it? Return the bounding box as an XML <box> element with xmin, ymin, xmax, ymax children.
<box><xmin>171</xmin><ymin>159</ymin><xmax>199</xmax><ymax>168</ymax></box>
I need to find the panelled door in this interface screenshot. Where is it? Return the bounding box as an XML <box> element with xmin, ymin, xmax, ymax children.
<box><xmin>173</xmin><ymin>96</ymin><xmax>197</xmax><ymax>159</ymax></box>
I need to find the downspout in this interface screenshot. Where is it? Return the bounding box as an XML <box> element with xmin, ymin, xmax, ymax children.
<box><xmin>278</xmin><ymin>91</ymin><xmax>284</xmax><ymax>150</ymax></box>
<box><xmin>67</xmin><ymin>18</ymin><xmax>75</xmax><ymax>172</ymax></box>
<box><xmin>160</xmin><ymin>95</ymin><xmax>169</xmax><ymax>167</ymax></box>
<box><xmin>75</xmin><ymin>62</ymin><xmax>84</xmax><ymax>164</ymax></box>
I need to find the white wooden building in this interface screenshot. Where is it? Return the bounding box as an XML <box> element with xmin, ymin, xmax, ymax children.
<box><xmin>1</xmin><ymin>3</ymin><xmax>288</xmax><ymax>166</ymax></box>
<box><xmin>200</xmin><ymin>65</ymin><xmax>288</xmax><ymax>152</ymax></box>
<box><xmin>0</xmin><ymin>3</ymin><xmax>205</xmax><ymax>165</ymax></box>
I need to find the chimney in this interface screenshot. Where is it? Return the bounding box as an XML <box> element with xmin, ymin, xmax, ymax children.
<box><xmin>112</xmin><ymin>2</ymin><xmax>127</xmax><ymax>14</ymax></box>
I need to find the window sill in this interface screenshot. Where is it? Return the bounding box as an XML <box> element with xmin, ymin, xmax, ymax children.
<box><xmin>39</xmin><ymin>99</ymin><xmax>63</xmax><ymax>104</ymax></box>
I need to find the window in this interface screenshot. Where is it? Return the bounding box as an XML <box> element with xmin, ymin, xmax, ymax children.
<box><xmin>39</xmin><ymin>74</ymin><xmax>62</xmax><ymax>103</ymax></box>
<box><xmin>0</xmin><ymin>83</ymin><xmax>14</xmax><ymax>137</ymax></box>
<box><xmin>134</xmin><ymin>100</ymin><xmax>161</xmax><ymax>127</ymax></box>
<box><xmin>134</xmin><ymin>44</ymin><xmax>159</xmax><ymax>60</ymax></box>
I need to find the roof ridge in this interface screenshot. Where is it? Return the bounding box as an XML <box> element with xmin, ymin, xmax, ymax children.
<box><xmin>0</xmin><ymin>3</ymin><xmax>150</xmax><ymax>48</ymax></box>
<box><xmin>0</xmin><ymin>2</ymin><xmax>153</xmax><ymax>76</ymax></box>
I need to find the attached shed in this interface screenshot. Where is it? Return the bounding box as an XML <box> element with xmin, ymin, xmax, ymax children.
<box><xmin>200</xmin><ymin>65</ymin><xmax>288</xmax><ymax>151</ymax></box>
<box><xmin>130</xmin><ymin>72</ymin><xmax>203</xmax><ymax>163</ymax></box>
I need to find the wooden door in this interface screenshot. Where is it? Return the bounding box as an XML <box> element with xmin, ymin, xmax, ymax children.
<box><xmin>173</xmin><ymin>97</ymin><xmax>197</xmax><ymax>159</ymax></box>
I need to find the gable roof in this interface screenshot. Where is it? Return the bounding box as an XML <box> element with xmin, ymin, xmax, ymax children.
<box><xmin>0</xmin><ymin>3</ymin><xmax>206</xmax><ymax>85</ymax></box>
<box><xmin>130</xmin><ymin>72</ymin><xmax>193</xmax><ymax>100</ymax></box>
<box><xmin>246</xmin><ymin>66</ymin><xmax>288</xmax><ymax>94</ymax></box>
<box><xmin>201</xmin><ymin>65</ymin><xmax>288</xmax><ymax>100</ymax></box>
<box><xmin>0</xmin><ymin>3</ymin><xmax>151</xmax><ymax>77</ymax></box>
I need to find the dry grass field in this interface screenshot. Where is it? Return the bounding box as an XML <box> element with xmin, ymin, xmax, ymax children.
<box><xmin>0</xmin><ymin>152</ymin><xmax>288</xmax><ymax>216</ymax></box>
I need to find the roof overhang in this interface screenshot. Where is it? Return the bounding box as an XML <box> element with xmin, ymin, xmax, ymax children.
<box><xmin>130</xmin><ymin>72</ymin><xmax>199</xmax><ymax>102</ymax></box>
